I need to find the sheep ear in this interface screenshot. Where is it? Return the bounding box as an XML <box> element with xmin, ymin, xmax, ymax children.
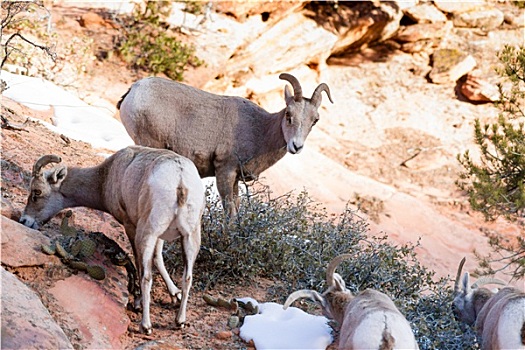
<box><xmin>461</xmin><ymin>272</ymin><xmax>470</xmax><ymax>292</ymax></box>
<box><xmin>333</xmin><ymin>273</ymin><xmax>346</xmax><ymax>292</ymax></box>
<box><xmin>47</xmin><ymin>166</ymin><xmax>67</xmax><ymax>185</ymax></box>
<box><xmin>284</xmin><ymin>85</ymin><xmax>293</xmax><ymax>103</ymax></box>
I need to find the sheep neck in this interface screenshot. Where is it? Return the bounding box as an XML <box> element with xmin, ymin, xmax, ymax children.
<box><xmin>60</xmin><ymin>166</ymin><xmax>107</xmax><ymax>212</ymax></box>
<box><xmin>242</xmin><ymin>109</ymin><xmax>287</xmax><ymax>176</ymax></box>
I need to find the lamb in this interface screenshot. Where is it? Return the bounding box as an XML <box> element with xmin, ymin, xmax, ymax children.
<box><xmin>453</xmin><ymin>257</ymin><xmax>525</xmax><ymax>350</ymax></box>
<box><xmin>283</xmin><ymin>254</ymin><xmax>419</xmax><ymax>350</ymax></box>
<box><xmin>117</xmin><ymin>73</ymin><xmax>333</xmax><ymax>216</ymax></box>
<box><xmin>19</xmin><ymin>146</ymin><xmax>205</xmax><ymax>334</ymax></box>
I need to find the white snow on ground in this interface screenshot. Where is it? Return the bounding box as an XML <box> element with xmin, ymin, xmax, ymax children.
<box><xmin>239</xmin><ymin>300</ymin><xmax>333</xmax><ymax>349</ymax></box>
<box><xmin>1</xmin><ymin>70</ymin><xmax>334</xmax><ymax>349</ymax></box>
<box><xmin>1</xmin><ymin>71</ymin><xmax>134</xmax><ymax>151</ymax></box>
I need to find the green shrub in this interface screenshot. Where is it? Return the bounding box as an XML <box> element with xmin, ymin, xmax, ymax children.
<box><xmin>115</xmin><ymin>1</ymin><xmax>203</xmax><ymax>81</ymax></box>
<box><xmin>164</xmin><ymin>184</ymin><xmax>479</xmax><ymax>349</ymax></box>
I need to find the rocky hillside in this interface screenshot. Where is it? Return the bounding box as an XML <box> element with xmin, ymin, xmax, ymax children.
<box><xmin>1</xmin><ymin>1</ymin><xmax>523</xmax><ymax>349</ymax></box>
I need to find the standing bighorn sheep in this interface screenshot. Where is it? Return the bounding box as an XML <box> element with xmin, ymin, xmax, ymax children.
<box><xmin>453</xmin><ymin>257</ymin><xmax>525</xmax><ymax>350</ymax></box>
<box><xmin>283</xmin><ymin>254</ymin><xmax>419</xmax><ymax>350</ymax></box>
<box><xmin>19</xmin><ymin>146</ymin><xmax>205</xmax><ymax>334</ymax></box>
<box><xmin>117</xmin><ymin>73</ymin><xmax>333</xmax><ymax>216</ymax></box>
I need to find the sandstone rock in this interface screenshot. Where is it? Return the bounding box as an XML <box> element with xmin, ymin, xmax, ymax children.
<box><xmin>216</xmin><ymin>330</ymin><xmax>233</xmax><ymax>340</ymax></box>
<box><xmin>78</xmin><ymin>12</ymin><xmax>109</xmax><ymax>29</ymax></box>
<box><xmin>459</xmin><ymin>71</ymin><xmax>500</xmax><ymax>103</ymax></box>
<box><xmin>395</xmin><ymin>21</ymin><xmax>452</xmax><ymax>43</ymax></box>
<box><xmin>331</xmin><ymin>2</ymin><xmax>403</xmax><ymax>56</ymax></box>
<box><xmin>214</xmin><ymin>1</ymin><xmax>304</xmax><ymax>22</ymax></box>
<box><xmin>433</xmin><ymin>1</ymin><xmax>485</xmax><ymax>14</ymax></box>
<box><xmin>404</xmin><ymin>3</ymin><xmax>448</xmax><ymax>23</ymax></box>
<box><xmin>453</xmin><ymin>7</ymin><xmax>504</xmax><ymax>30</ymax></box>
<box><xmin>429</xmin><ymin>49</ymin><xmax>477</xmax><ymax>84</ymax></box>
<box><xmin>504</xmin><ymin>11</ymin><xmax>525</xmax><ymax>27</ymax></box>
<box><xmin>1</xmin><ymin>267</ymin><xmax>73</xmax><ymax>349</ymax></box>
<box><xmin>49</xmin><ymin>274</ymin><xmax>130</xmax><ymax>349</ymax></box>
<box><xmin>1</xmin><ymin>216</ymin><xmax>55</xmax><ymax>268</ymax></box>
<box><xmin>208</xmin><ymin>12</ymin><xmax>337</xmax><ymax>89</ymax></box>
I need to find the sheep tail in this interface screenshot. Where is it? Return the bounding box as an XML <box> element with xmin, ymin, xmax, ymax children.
<box><xmin>177</xmin><ymin>185</ymin><xmax>188</xmax><ymax>207</ymax></box>
<box><xmin>379</xmin><ymin>323</ymin><xmax>395</xmax><ymax>350</ymax></box>
<box><xmin>521</xmin><ymin>322</ymin><xmax>525</xmax><ymax>345</ymax></box>
<box><xmin>116</xmin><ymin>88</ymin><xmax>131</xmax><ymax>110</ymax></box>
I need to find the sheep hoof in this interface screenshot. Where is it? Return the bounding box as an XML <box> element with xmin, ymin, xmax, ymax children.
<box><xmin>140</xmin><ymin>324</ymin><xmax>152</xmax><ymax>335</ymax></box>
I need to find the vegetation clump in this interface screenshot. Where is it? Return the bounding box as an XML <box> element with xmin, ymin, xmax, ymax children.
<box><xmin>457</xmin><ymin>45</ymin><xmax>525</xmax><ymax>280</ymax></box>
<box><xmin>164</xmin><ymin>184</ymin><xmax>478</xmax><ymax>349</ymax></box>
<box><xmin>114</xmin><ymin>1</ymin><xmax>203</xmax><ymax>81</ymax></box>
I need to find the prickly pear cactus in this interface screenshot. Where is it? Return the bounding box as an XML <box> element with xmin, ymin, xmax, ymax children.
<box><xmin>60</xmin><ymin>210</ymin><xmax>77</xmax><ymax>238</ymax></box>
<box><xmin>80</xmin><ymin>238</ymin><xmax>96</xmax><ymax>257</ymax></box>
<box><xmin>69</xmin><ymin>260</ymin><xmax>88</xmax><ymax>272</ymax></box>
<box><xmin>87</xmin><ymin>265</ymin><xmax>106</xmax><ymax>280</ymax></box>
<box><xmin>41</xmin><ymin>244</ymin><xmax>56</xmax><ymax>255</ymax></box>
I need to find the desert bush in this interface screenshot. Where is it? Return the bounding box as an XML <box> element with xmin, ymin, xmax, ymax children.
<box><xmin>114</xmin><ymin>1</ymin><xmax>203</xmax><ymax>81</ymax></box>
<box><xmin>164</xmin><ymin>183</ymin><xmax>478</xmax><ymax>349</ymax></box>
<box><xmin>1</xmin><ymin>1</ymin><xmax>56</xmax><ymax>80</ymax></box>
<box><xmin>457</xmin><ymin>45</ymin><xmax>525</xmax><ymax>280</ymax></box>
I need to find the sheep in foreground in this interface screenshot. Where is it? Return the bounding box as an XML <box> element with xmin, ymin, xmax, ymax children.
<box><xmin>453</xmin><ymin>257</ymin><xmax>525</xmax><ymax>350</ymax></box>
<box><xmin>117</xmin><ymin>73</ymin><xmax>333</xmax><ymax>216</ymax></box>
<box><xmin>283</xmin><ymin>254</ymin><xmax>419</xmax><ymax>350</ymax></box>
<box><xmin>19</xmin><ymin>146</ymin><xmax>205</xmax><ymax>334</ymax></box>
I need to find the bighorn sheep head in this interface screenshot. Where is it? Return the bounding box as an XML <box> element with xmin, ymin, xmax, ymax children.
<box><xmin>20</xmin><ymin>154</ymin><xmax>66</xmax><ymax>229</ymax></box>
<box><xmin>283</xmin><ymin>254</ymin><xmax>353</xmax><ymax>324</ymax></box>
<box><xmin>453</xmin><ymin>257</ymin><xmax>507</xmax><ymax>325</ymax></box>
<box><xmin>279</xmin><ymin>73</ymin><xmax>333</xmax><ymax>155</ymax></box>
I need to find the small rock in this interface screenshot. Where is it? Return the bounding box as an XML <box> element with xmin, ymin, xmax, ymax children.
<box><xmin>404</xmin><ymin>3</ymin><xmax>448</xmax><ymax>23</ymax></box>
<box><xmin>504</xmin><ymin>11</ymin><xmax>525</xmax><ymax>27</ymax></box>
<box><xmin>453</xmin><ymin>7</ymin><xmax>504</xmax><ymax>30</ymax></box>
<box><xmin>433</xmin><ymin>1</ymin><xmax>485</xmax><ymax>15</ymax></box>
<box><xmin>459</xmin><ymin>72</ymin><xmax>500</xmax><ymax>103</ymax></box>
<box><xmin>228</xmin><ymin>315</ymin><xmax>240</xmax><ymax>329</ymax></box>
<box><xmin>395</xmin><ymin>21</ymin><xmax>452</xmax><ymax>43</ymax></box>
<box><xmin>429</xmin><ymin>49</ymin><xmax>477</xmax><ymax>84</ymax></box>
<box><xmin>78</xmin><ymin>12</ymin><xmax>108</xmax><ymax>29</ymax></box>
<box><xmin>216</xmin><ymin>330</ymin><xmax>233</xmax><ymax>340</ymax></box>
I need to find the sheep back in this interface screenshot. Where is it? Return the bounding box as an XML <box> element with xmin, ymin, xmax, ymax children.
<box><xmin>338</xmin><ymin>289</ymin><xmax>418</xmax><ymax>349</ymax></box>
<box><xmin>118</xmin><ymin>77</ymin><xmax>286</xmax><ymax>179</ymax></box>
<box><xmin>102</xmin><ymin>146</ymin><xmax>203</xmax><ymax>238</ymax></box>
<box><xmin>476</xmin><ymin>287</ymin><xmax>525</xmax><ymax>350</ymax></box>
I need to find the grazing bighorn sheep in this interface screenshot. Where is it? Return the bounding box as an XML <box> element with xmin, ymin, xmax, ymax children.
<box><xmin>19</xmin><ymin>146</ymin><xmax>205</xmax><ymax>334</ymax></box>
<box><xmin>283</xmin><ymin>254</ymin><xmax>419</xmax><ymax>350</ymax></box>
<box><xmin>117</xmin><ymin>73</ymin><xmax>333</xmax><ymax>216</ymax></box>
<box><xmin>453</xmin><ymin>257</ymin><xmax>525</xmax><ymax>350</ymax></box>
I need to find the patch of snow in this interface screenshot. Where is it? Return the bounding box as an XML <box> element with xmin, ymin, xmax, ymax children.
<box><xmin>239</xmin><ymin>301</ymin><xmax>333</xmax><ymax>349</ymax></box>
<box><xmin>1</xmin><ymin>71</ymin><xmax>134</xmax><ymax>151</ymax></box>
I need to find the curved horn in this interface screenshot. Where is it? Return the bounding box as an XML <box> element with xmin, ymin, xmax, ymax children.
<box><xmin>283</xmin><ymin>290</ymin><xmax>325</xmax><ymax>310</ymax></box>
<box><xmin>471</xmin><ymin>277</ymin><xmax>507</xmax><ymax>289</ymax></box>
<box><xmin>32</xmin><ymin>155</ymin><xmax>62</xmax><ymax>177</ymax></box>
<box><xmin>279</xmin><ymin>73</ymin><xmax>302</xmax><ymax>102</ymax></box>
<box><xmin>454</xmin><ymin>257</ymin><xmax>466</xmax><ymax>293</ymax></box>
<box><xmin>311</xmin><ymin>83</ymin><xmax>334</xmax><ymax>107</ymax></box>
<box><xmin>326</xmin><ymin>254</ymin><xmax>353</xmax><ymax>287</ymax></box>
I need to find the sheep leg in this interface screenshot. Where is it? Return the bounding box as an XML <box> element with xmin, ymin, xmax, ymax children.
<box><xmin>124</xmin><ymin>223</ymin><xmax>143</xmax><ymax>310</ymax></box>
<box><xmin>154</xmin><ymin>239</ymin><xmax>182</xmax><ymax>302</ymax></box>
<box><xmin>135</xmin><ymin>222</ymin><xmax>163</xmax><ymax>335</ymax></box>
<box><xmin>215</xmin><ymin>169</ymin><xmax>239</xmax><ymax>217</ymax></box>
<box><xmin>177</xmin><ymin>226</ymin><xmax>201</xmax><ymax>326</ymax></box>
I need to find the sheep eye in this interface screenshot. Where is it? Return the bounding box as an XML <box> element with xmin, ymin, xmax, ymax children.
<box><xmin>312</xmin><ymin>119</ymin><xmax>319</xmax><ymax>126</ymax></box>
<box><xmin>31</xmin><ymin>190</ymin><xmax>42</xmax><ymax>201</ymax></box>
<box><xmin>285</xmin><ymin>111</ymin><xmax>292</xmax><ymax>124</ymax></box>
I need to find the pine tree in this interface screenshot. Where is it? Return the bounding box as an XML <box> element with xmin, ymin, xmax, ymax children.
<box><xmin>457</xmin><ymin>45</ymin><xmax>525</xmax><ymax>280</ymax></box>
